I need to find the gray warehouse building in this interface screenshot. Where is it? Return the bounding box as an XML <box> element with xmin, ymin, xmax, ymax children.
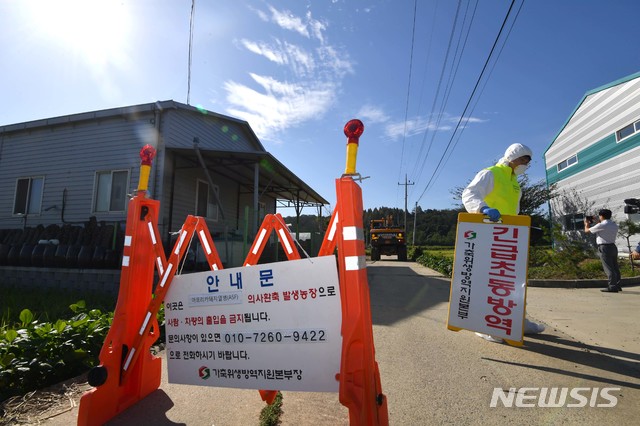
<box><xmin>545</xmin><ymin>71</ymin><xmax>640</xmax><ymax>251</ymax></box>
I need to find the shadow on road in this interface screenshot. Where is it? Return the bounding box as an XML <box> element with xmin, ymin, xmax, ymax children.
<box><xmin>107</xmin><ymin>390</ymin><xmax>184</xmax><ymax>425</ymax></box>
<box><xmin>367</xmin><ymin>264</ymin><xmax>450</xmax><ymax>326</ymax></box>
<box><xmin>529</xmin><ymin>333</ymin><xmax>640</xmax><ymax>363</ymax></box>
<box><xmin>483</xmin><ymin>334</ymin><xmax>640</xmax><ymax>390</ymax></box>
<box><xmin>484</xmin><ymin>357</ymin><xmax>640</xmax><ymax>390</ymax></box>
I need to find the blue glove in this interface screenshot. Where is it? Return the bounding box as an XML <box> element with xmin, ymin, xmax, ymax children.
<box><xmin>480</xmin><ymin>206</ymin><xmax>501</xmax><ymax>221</ymax></box>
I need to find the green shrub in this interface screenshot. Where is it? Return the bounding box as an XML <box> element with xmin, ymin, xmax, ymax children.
<box><xmin>259</xmin><ymin>391</ymin><xmax>283</xmax><ymax>426</ymax></box>
<box><xmin>0</xmin><ymin>301</ymin><xmax>112</xmax><ymax>403</ymax></box>
<box><xmin>416</xmin><ymin>252</ymin><xmax>453</xmax><ymax>277</ymax></box>
<box><xmin>408</xmin><ymin>245</ymin><xmax>424</xmax><ymax>261</ymax></box>
<box><xmin>1</xmin><ymin>289</ymin><xmax>116</xmax><ymax>329</ymax></box>
<box><xmin>416</xmin><ymin>244</ymin><xmax>638</xmax><ymax>281</ymax></box>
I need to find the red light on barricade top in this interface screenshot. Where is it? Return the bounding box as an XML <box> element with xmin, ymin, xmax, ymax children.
<box><xmin>344</xmin><ymin>119</ymin><xmax>364</xmax><ymax>145</ymax></box>
<box><xmin>140</xmin><ymin>145</ymin><xmax>157</xmax><ymax>166</ymax></box>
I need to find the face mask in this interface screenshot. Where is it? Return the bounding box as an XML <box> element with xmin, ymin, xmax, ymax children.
<box><xmin>514</xmin><ymin>164</ymin><xmax>529</xmax><ymax>175</ymax></box>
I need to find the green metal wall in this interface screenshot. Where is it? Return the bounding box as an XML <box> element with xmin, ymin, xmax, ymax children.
<box><xmin>546</xmin><ymin>132</ymin><xmax>640</xmax><ymax>185</ymax></box>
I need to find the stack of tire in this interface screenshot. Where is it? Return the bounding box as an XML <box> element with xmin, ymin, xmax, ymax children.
<box><xmin>0</xmin><ymin>218</ymin><xmax>123</xmax><ymax>269</ymax></box>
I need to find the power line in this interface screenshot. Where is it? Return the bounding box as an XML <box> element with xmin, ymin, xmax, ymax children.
<box><xmin>416</xmin><ymin>0</ymin><xmax>522</xmax><ymax>204</ymax></box>
<box><xmin>407</xmin><ymin>1</ymin><xmax>463</xmax><ymax>187</ymax></box>
<box><xmin>409</xmin><ymin>0</ymin><xmax>479</xmax><ymax>202</ymax></box>
<box><xmin>434</xmin><ymin>0</ymin><xmax>526</xmax><ymax>187</ymax></box>
<box><xmin>403</xmin><ymin>0</ymin><xmax>441</xmax><ymax>202</ymax></box>
<box><xmin>409</xmin><ymin>0</ymin><xmax>478</xmax><ymax>189</ymax></box>
<box><xmin>398</xmin><ymin>0</ymin><xmax>419</xmax><ymax>186</ymax></box>
<box><xmin>396</xmin><ymin>0</ymin><xmax>419</xmax><ymax>209</ymax></box>
<box><xmin>413</xmin><ymin>0</ymin><xmax>440</xmax><ymax>130</ymax></box>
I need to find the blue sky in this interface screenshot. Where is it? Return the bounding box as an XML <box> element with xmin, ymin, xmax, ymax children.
<box><xmin>1</xmin><ymin>0</ymin><xmax>639</xmax><ymax>216</ymax></box>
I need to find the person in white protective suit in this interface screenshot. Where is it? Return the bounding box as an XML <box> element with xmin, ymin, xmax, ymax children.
<box><xmin>462</xmin><ymin>142</ymin><xmax>546</xmax><ymax>343</ymax></box>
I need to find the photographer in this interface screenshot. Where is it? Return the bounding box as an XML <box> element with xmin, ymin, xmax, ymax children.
<box><xmin>584</xmin><ymin>209</ymin><xmax>622</xmax><ymax>293</ymax></box>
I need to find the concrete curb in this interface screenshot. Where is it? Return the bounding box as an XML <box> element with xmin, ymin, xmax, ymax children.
<box><xmin>419</xmin><ymin>274</ymin><xmax>640</xmax><ymax>289</ymax></box>
<box><xmin>404</xmin><ymin>259</ymin><xmax>640</xmax><ymax>289</ymax></box>
<box><xmin>528</xmin><ymin>276</ymin><xmax>640</xmax><ymax>288</ymax></box>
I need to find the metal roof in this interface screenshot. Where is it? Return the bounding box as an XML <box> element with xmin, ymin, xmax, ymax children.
<box><xmin>544</xmin><ymin>71</ymin><xmax>640</xmax><ymax>155</ymax></box>
<box><xmin>171</xmin><ymin>147</ymin><xmax>329</xmax><ymax>209</ymax></box>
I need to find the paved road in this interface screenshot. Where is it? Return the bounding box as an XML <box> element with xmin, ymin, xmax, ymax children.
<box><xmin>44</xmin><ymin>259</ymin><xmax>640</xmax><ymax>425</ymax></box>
<box><xmin>281</xmin><ymin>259</ymin><xmax>640</xmax><ymax>425</ymax></box>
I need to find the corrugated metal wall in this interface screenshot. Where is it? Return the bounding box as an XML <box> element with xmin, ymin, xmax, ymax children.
<box><xmin>546</xmin><ymin>77</ymin><xmax>640</xmax><ymax>168</ymax></box>
<box><xmin>163</xmin><ymin>108</ymin><xmax>260</xmax><ymax>152</ymax></box>
<box><xmin>0</xmin><ymin>114</ymin><xmax>157</xmax><ymax>228</ymax></box>
<box><xmin>545</xmin><ymin>75</ymin><xmax>640</xmax><ymax>249</ymax></box>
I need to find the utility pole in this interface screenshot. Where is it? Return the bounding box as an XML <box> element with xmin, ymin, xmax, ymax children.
<box><xmin>398</xmin><ymin>174</ymin><xmax>414</xmax><ymax>232</ymax></box>
<box><xmin>413</xmin><ymin>202</ymin><xmax>418</xmax><ymax>245</ymax></box>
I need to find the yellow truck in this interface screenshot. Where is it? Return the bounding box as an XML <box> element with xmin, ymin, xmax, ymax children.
<box><xmin>369</xmin><ymin>216</ymin><xmax>407</xmax><ymax>261</ymax></box>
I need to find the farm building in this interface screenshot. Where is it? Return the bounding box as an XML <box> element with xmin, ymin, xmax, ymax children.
<box><xmin>544</xmin><ymin>71</ymin><xmax>640</xmax><ymax>251</ymax></box>
<box><xmin>0</xmin><ymin>100</ymin><xmax>328</xmax><ymax>278</ymax></box>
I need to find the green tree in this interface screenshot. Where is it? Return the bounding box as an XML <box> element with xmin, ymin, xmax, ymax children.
<box><xmin>549</xmin><ymin>187</ymin><xmax>599</xmax><ymax>250</ymax></box>
<box><xmin>281</xmin><ymin>214</ymin><xmax>328</xmax><ymax>234</ymax></box>
<box><xmin>618</xmin><ymin>219</ymin><xmax>640</xmax><ymax>272</ymax></box>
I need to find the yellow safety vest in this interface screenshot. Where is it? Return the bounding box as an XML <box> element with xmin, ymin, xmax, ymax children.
<box><xmin>484</xmin><ymin>164</ymin><xmax>520</xmax><ymax>215</ymax></box>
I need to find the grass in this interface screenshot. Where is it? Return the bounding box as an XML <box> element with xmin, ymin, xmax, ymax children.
<box><xmin>1</xmin><ymin>287</ymin><xmax>284</xmax><ymax>424</ymax></box>
<box><xmin>418</xmin><ymin>246</ymin><xmax>640</xmax><ymax>280</ymax></box>
<box><xmin>1</xmin><ymin>288</ymin><xmax>117</xmax><ymax>330</ymax></box>
<box><xmin>259</xmin><ymin>391</ymin><xmax>283</xmax><ymax>426</ymax></box>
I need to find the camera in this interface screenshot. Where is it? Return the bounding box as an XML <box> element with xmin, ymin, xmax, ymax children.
<box><xmin>624</xmin><ymin>198</ymin><xmax>640</xmax><ymax>214</ymax></box>
<box><xmin>585</xmin><ymin>215</ymin><xmax>595</xmax><ymax>224</ymax></box>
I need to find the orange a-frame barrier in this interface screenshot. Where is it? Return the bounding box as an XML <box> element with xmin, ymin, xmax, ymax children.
<box><xmin>77</xmin><ymin>119</ymin><xmax>388</xmax><ymax>425</ymax></box>
<box><xmin>77</xmin><ymin>146</ymin><xmax>226</xmax><ymax>425</ymax></box>
<box><xmin>243</xmin><ymin>212</ymin><xmax>302</xmax><ymax>405</ymax></box>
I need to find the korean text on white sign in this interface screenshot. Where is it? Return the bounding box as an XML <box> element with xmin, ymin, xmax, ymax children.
<box><xmin>164</xmin><ymin>255</ymin><xmax>342</xmax><ymax>392</ymax></box>
<box><xmin>447</xmin><ymin>213</ymin><xmax>531</xmax><ymax>344</ymax></box>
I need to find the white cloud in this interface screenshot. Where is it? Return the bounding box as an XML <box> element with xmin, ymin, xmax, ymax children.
<box><xmin>223</xmin><ymin>4</ymin><xmax>354</xmax><ymax>142</ymax></box>
<box><xmin>385</xmin><ymin>117</ymin><xmax>433</xmax><ymax>140</ymax></box>
<box><xmin>239</xmin><ymin>38</ymin><xmax>316</xmax><ymax>77</ymax></box>
<box><xmin>240</xmin><ymin>39</ymin><xmax>287</xmax><ymax>65</ymax></box>
<box><xmin>383</xmin><ymin>113</ymin><xmax>486</xmax><ymax>140</ymax></box>
<box><xmin>356</xmin><ymin>105</ymin><xmax>389</xmax><ymax>124</ymax></box>
<box><xmin>264</xmin><ymin>6</ymin><xmax>327</xmax><ymax>44</ymax></box>
<box><xmin>253</xmin><ymin>7</ymin><xmax>269</xmax><ymax>22</ymax></box>
<box><xmin>306</xmin><ymin>11</ymin><xmax>327</xmax><ymax>44</ymax></box>
<box><xmin>286</xmin><ymin>42</ymin><xmax>315</xmax><ymax>77</ymax></box>
<box><xmin>316</xmin><ymin>45</ymin><xmax>353</xmax><ymax>77</ymax></box>
<box><xmin>460</xmin><ymin>116</ymin><xmax>486</xmax><ymax>123</ymax></box>
<box><xmin>224</xmin><ymin>73</ymin><xmax>336</xmax><ymax>141</ymax></box>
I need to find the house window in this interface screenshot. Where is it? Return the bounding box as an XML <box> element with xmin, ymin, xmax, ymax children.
<box><xmin>13</xmin><ymin>176</ymin><xmax>44</xmax><ymax>215</ymax></box>
<box><xmin>196</xmin><ymin>180</ymin><xmax>219</xmax><ymax>221</ymax></box>
<box><xmin>557</xmin><ymin>155</ymin><xmax>578</xmax><ymax>172</ymax></box>
<box><xmin>94</xmin><ymin>170</ymin><xmax>129</xmax><ymax>212</ymax></box>
<box><xmin>616</xmin><ymin>119</ymin><xmax>640</xmax><ymax>142</ymax></box>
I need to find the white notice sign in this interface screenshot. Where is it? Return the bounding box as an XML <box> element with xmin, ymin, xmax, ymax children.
<box><xmin>447</xmin><ymin>213</ymin><xmax>530</xmax><ymax>344</ymax></box>
<box><xmin>164</xmin><ymin>255</ymin><xmax>342</xmax><ymax>392</ymax></box>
